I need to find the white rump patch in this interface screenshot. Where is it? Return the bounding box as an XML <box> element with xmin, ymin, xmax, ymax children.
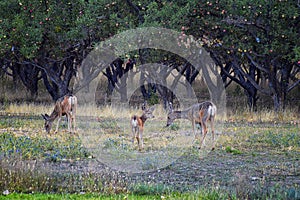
<box><xmin>68</xmin><ymin>96</ymin><xmax>77</xmax><ymax>106</ymax></box>
<box><xmin>131</xmin><ymin>119</ymin><xmax>138</xmax><ymax>128</ymax></box>
<box><xmin>208</xmin><ymin>105</ymin><xmax>216</xmax><ymax>117</ymax></box>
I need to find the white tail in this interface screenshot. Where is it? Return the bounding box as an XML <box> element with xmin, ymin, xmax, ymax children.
<box><xmin>42</xmin><ymin>95</ymin><xmax>77</xmax><ymax>134</ymax></box>
<box><xmin>131</xmin><ymin>105</ymin><xmax>155</xmax><ymax>150</ymax></box>
<box><xmin>166</xmin><ymin>101</ymin><xmax>217</xmax><ymax>150</ymax></box>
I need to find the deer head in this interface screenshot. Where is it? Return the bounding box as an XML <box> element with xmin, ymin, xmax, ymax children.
<box><xmin>142</xmin><ymin>105</ymin><xmax>155</xmax><ymax>119</ymax></box>
<box><xmin>41</xmin><ymin>114</ymin><xmax>52</xmax><ymax>133</ymax></box>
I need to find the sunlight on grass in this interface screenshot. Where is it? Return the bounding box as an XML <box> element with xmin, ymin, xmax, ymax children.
<box><xmin>3</xmin><ymin>102</ymin><xmax>299</xmax><ymax>127</ymax></box>
<box><xmin>4</xmin><ymin>103</ymin><xmax>52</xmax><ymax>115</ymax></box>
<box><xmin>228</xmin><ymin>107</ymin><xmax>299</xmax><ymax>124</ymax></box>
<box><xmin>2</xmin><ymin>102</ymin><xmax>169</xmax><ymax>120</ymax></box>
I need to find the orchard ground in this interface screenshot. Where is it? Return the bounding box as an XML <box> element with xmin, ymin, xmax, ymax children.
<box><xmin>0</xmin><ymin>103</ymin><xmax>299</xmax><ymax>199</ymax></box>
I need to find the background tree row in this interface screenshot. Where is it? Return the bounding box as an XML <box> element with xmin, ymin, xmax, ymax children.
<box><xmin>0</xmin><ymin>0</ymin><xmax>299</xmax><ymax>111</ymax></box>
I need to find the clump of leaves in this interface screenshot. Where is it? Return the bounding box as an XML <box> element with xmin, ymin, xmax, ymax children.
<box><xmin>168</xmin><ymin>123</ymin><xmax>180</xmax><ymax>131</ymax></box>
<box><xmin>225</xmin><ymin>146</ymin><xmax>242</xmax><ymax>155</ymax></box>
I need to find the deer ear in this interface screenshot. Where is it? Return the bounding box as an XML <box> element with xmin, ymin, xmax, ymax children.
<box><xmin>41</xmin><ymin>114</ymin><xmax>46</xmax><ymax>120</ymax></box>
<box><xmin>41</xmin><ymin>114</ymin><xmax>49</xmax><ymax>120</ymax></box>
<box><xmin>141</xmin><ymin>101</ymin><xmax>147</xmax><ymax>110</ymax></box>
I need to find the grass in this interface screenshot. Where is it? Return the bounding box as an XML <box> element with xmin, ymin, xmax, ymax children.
<box><xmin>0</xmin><ymin>189</ymin><xmax>236</xmax><ymax>200</ymax></box>
<box><xmin>0</xmin><ymin>132</ymin><xmax>90</xmax><ymax>161</ymax></box>
<box><xmin>0</xmin><ymin>103</ymin><xmax>300</xmax><ymax>199</ymax></box>
<box><xmin>227</xmin><ymin>107</ymin><xmax>299</xmax><ymax>123</ymax></box>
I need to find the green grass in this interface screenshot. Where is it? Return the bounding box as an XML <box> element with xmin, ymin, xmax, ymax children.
<box><xmin>0</xmin><ymin>191</ymin><xmax>235</xmax><ymax>200</ymax></box>
<box><xmin>220</xmin><ymin>123</ymin><xmax>300</xmax><ymax>150</ymax></box>
<box><xmin>3</xmin><ymin>186</ymin><xmax>299</xmax><ymax>200</ymax></box>
<box><xmin>225</xmin><ymin>146</ymin><xmax>242</xmax><ymax>155</ymax></box>
<box><xmin>0</xmin><ymin>132</ymin><xmax>90</xmax><ymax>161</ymax></box>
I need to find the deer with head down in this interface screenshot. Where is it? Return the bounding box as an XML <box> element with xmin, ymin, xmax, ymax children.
<box><xmin>42</xmin><ymin>95</ymin><xmax>77</xmax><ymax>134</ymax></box>
<box><xmin>131</xmin><ymin>104</ymin><xmax>155</xmax><ymax>150</ymax></box>
<box><xmin>166</xmin><ymin>101</ymin><xmax>217</xmax><ymax>150</ymax></box>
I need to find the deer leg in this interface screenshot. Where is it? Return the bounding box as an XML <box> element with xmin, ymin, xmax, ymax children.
<box><xmin>70</xmin><ymin>113</ymin><xmax>74</xmax><ymax>133</ymax></box>
<box><xmin>73</xmin><ymin>115</ymin><xmax>76</xmax><ymax>133</ymax></box>
<box><xmin>136</xmin><ymin>132</ymin><xmax>140</xmax><ymax>149</ymax></box>
<box><xmin>210</xmin><ymin>118</ymin><xmax>215</xmax><ymax>150</ymax></box>
<box><xmin>67</xmin><ymin>113</ymin><xmax>71</xmax><ymax>133</ymax></box>
<box><xmin>199</xmin><ymin>121</ymin><xmax>207</xmax><ymax>149</ymax></box>
<box><xmin>55</xmin><ymin>117</ymin><xmax>61</xmax><ymax>134</ymax></box>
<box><xmin>138</xmin><ymin>127</ymin><xmax>144</xmax><ymax>151</ymax></box>
<box><xmin>132</xmin><ymin>127</ymin><xmax>136</xmax><ymax>145</ymax></box>
<box><xmin>192</xmin><ymin>120</ymin><xmax>196</xmax><ymax>139</ymax></box>
<box><xmin>71</xmin><ymin>106</ymin><xmax>76</xmax><ymax>133</ymax></box>
<box><xmin>140</xmin><ymin>130</ymin><xmax>144</xmax><ymax>150</ymax></box>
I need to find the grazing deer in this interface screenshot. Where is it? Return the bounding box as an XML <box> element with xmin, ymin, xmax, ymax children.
<box><xmin>131</xmin><ymin>105</ymin><xmax>155</xmax><ymax>150</ymax></box>
<box><xmin>42</xmin><ymin>95</ymin><xmax>77</xmax><ymax>134</ymax></box>
<box><xmin>166</xmin><ymin>101</ymin><xmax>217</xmax><ymax>150</ymax></box>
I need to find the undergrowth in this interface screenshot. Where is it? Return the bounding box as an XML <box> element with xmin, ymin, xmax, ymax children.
<box><xmin>0</xmin><ymin>132</ymin><xmax>90</xmax><ymax>161</ymax></box>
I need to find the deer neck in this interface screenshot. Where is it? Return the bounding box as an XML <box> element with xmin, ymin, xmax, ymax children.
<box><xmin>174</xmin><ymin>110</ymin><xmax>189</xmax><ymax>120</ymax></box>
<box><xmin>49</xmin><ymin>109</ymin><xmax>60</xmax><ymax>121</ymax></box>
<box><xmin>139</xmin><ymin>114</ymin><xmax>148</xmax><ymax>124</ymax></box>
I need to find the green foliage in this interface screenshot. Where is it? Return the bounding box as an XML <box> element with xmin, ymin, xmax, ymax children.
<box><xmin>250</xmin><ymin>130</ymin><xmax>300</xmax><ymax>148</ymax></box>
<box><xmin>168</xmin><ymin>123</ymin><xmax>180</xmax><ymax>131</ymax></box>
<box><xmin>4</xmin><ymin>0</ymin><xmax>283</xmax><ymax>58</ymax></box>
<box><xmin>148</xmin><ymin>91</ymin><xmax>159</xmax><ymax>105</ymax></box>
<box><xmin>225</xmin><ymin>146</ymin><xmax>242</xmax><ymax>155</ymax></box>
<box><xmin>0</xmin><ymin>132</ymin><xmax>90</xmax><ymax>161</ymax></box>
<box><xmin>0</xmin><ymin>118</ymin><xmax>27</xmax><ymax>128</ymax></box>
<box><xmin>129</xmin><ymin>183</ymin><xmax>171</xmax><ymax>196</ymax></box>
<box><xmin>0</xmin><ymin>0</ymin><xmax>121</xmax><ymax>59</ymax></box>
<box><xmin>187</xmin><ymin>0</ymin><xmax>299</xmax><ymax>58</ymax></box>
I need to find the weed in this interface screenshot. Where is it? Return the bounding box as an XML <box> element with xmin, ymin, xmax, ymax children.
<box><xmin>225</xmin><ymin>146</ymin><xmax>242</xmax><ymax>155</ymax></box>
<box><xmin>168</xmin><ymin>123</ymin><xmax>180</xmax><ymax>131</ymax></box>
<box><xmin>129</xmin><ymin>183</ymin><xmax>171</xmax><ymax>195</ymax></box>
<box><xmin>249</xmin><ymin>129</ymin><xmax>300</xmax><ymax>149</ymax></box>
<box><xmin>103</xmin><ymin>138</ymin><xmax>119</xmax><ymax>149</ymax></box>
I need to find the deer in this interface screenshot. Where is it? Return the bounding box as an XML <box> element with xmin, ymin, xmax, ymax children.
<box><xmin>166</xmin><ymin>101</ymin><xmax>217</xmax><ymax>150</ymax></box>
<box><xmin>131</xmin><ymin>105</ymin><xmax>155</xmax><ymax>150</ymax></box>
<box><xmin>42</xmin><ymin>95</ymin><xmax>77</xmax><ymax>134</ymax></box>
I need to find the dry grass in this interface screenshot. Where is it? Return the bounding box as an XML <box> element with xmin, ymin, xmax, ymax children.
<box><xmin>3</xmin><ymin>103</ymin><xmax>52</xmax><ymax>115</ymax></box>
<box><xmin>227</xmin><ymin>107</ymin><xmax>300</xmax><ymax>124</ymax></box>
<box><xmin>3</xmin><ymin>101</ymin><xmax>299</xmax><ymax>126</ymax></box>
<box><xmin>1</xmin><ymin>101</ymin><xmax>168</xmax><ymax>117</ymax></box>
